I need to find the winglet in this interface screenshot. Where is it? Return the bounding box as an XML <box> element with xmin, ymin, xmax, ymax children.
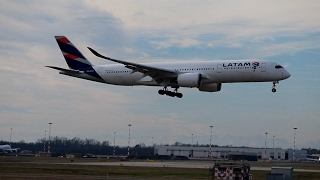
<box><xmin>87</xmin><ymin>47</ymin><xmax>112</xmax><ymax>60</ymax></box>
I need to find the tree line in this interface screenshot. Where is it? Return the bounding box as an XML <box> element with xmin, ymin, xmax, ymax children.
<box><xmin>0</xmin><ymin>136</ymin><xmax>153</xmax><ymax>155</ymax></box>
<box><xmin>2</xmin><ymin>137</ymin><xmax>317</xmax><ymax>155</ymax></box>
<box><xmin>1</xmin><ymin>136</ymin><xmax>220</xmax><ymax>156</ymax></box>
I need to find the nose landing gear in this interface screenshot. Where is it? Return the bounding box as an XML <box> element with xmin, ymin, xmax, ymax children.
<box><xmin>272</xmin><ymin>81</ymin><xmax>278</xmax><ymax>93</ymax></box>
<box><xmin>158</xmin><ymin>87</ymin><xmax>183</xmax><ymax>98</ymax></box>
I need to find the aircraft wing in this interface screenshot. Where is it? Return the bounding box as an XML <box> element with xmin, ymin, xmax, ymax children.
<box><xmin>87</xmin><ymin>47</ymin><xmax>178</xmax><ymax>84</ymax></box>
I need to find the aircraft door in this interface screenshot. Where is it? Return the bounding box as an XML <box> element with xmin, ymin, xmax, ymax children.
<box><xmin>261</xmin><ymin>63</ymin><xmax>266</xmax><ymax>72</ymax></box>
<box><xmin>217</xmin><ymin>64</ymin><xmax>222</xmax><ymax>73</ymax></box>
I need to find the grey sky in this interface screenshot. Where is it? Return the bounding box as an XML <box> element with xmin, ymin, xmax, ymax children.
<box><xmin>0</xmin><ymin>0</ymin><xmax>320</xmax><ymax>149</ymax></box>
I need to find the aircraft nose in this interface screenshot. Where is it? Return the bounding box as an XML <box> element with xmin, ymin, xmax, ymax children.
<box><xmin>283</xmin><ymin>70</ymin><xmax>291</xmax><ymax>79</ymax></box>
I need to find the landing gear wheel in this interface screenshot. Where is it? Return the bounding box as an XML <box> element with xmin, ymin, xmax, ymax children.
<box><xmin>158</xmin><ymin>89</ymin><xmax>165</xmax><ymax>95</ymax></box>
<box><xmin>158</xmin><ymin>87</ymin><xmax>183</xmax><ymax>98</ymax></box>
<box><xmin>176</xmin><ymin>93</ymin><xmax>183</xmax><ymax>98</ymax></box>
<box><xmin>271</xmin><ymin>81</ymin><xmax>278</xmax><ymax>93</ymax></box>
<box><xmin>167</xmin><ymin>91</ymin><xmax>175</xmax><ymax>97</ymax></box>
<box><xmin>173</xmin><ymin>88</ymin><xmax>183</xmax><ymax>98</ymax></box>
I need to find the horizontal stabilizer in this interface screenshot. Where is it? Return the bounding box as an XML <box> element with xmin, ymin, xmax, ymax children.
<box><xmin>46</xmin><ymin>66</ymin><xmax>83</xmax><ymax>74</ymax></box>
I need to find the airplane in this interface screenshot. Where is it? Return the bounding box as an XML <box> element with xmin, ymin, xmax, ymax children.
<box><xmin>0</xmin><ymin>144</ymin><xmax>19</xmax><ymax>154</ymax></box>
<box><xmin>47</xmin><ymin>36</ymin><xmax>291</xmax><ymax>98</ymax></box>
<box><xmin>306</xmin><ymin>154</ymin><xmax>320</xmax><ymax>163</ymax></box>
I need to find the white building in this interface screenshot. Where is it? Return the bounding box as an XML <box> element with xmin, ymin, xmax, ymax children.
<box><xmin>154</xmin><ymin>146</ymin><xmax>287</xmax><ymax>160</ymax></box>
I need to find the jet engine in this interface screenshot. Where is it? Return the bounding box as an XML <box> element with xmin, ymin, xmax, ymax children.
<box><xmin>198</xmin><ymin>83</ymin><xmax>222</xmax><ymax>92</ymax></box>
<box><xmin>177</xmin><ymin>73</ymin><xmax>202</xmax><ymax>87</ymax></box>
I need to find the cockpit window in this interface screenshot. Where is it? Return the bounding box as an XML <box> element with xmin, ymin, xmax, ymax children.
<box><xmin>275</xmin><ymin>65</ymin><xmax>283</xmax><ymax>69</ymax></box>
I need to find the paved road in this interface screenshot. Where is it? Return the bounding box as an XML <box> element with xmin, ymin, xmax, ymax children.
<box><xmin>0</xmin><ymin>174</ymin><xmax>111</xmax><ymax>180</ymax></box>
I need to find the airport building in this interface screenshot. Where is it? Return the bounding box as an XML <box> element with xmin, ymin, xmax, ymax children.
<box><xmin>154</xmin><ymin>146</ymin><xmax>307</xmax><ymax>160</ymax></box>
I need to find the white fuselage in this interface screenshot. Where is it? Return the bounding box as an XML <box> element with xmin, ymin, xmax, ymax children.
<box><xmin>0</xmin><ymin>145</ymin><xmax>13</xmax><ymax>153</ymax></box>
<box><xmin>92</xmin><ymin>60</ymin><xmax>290</xmax><ymax>86</ymax></box>
<box><xmin>52</xmin><ymin>36</ymin><xmax>291</xmax><ymax>97</ymax></box>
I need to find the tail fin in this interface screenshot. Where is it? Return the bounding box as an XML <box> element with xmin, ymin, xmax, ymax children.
<box><xmin>55</xmin><ymin>36</ymin><xmax>93</xmax><ymax>70</ymax></box>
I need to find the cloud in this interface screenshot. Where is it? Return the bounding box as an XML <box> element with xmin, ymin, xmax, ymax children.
<box><xmin>86</xmin><ymin>1</ymin><xmax>320</xmax><ymax>31</ymax></box>
<box><xmin>151</xmin><ymin>37</ymin><xmax>201</xmax><ymax>49</ymax></box>
<box><xmin>242</xmin><ymin>39</ymin><xmax>320</xmax><ymax>59</ymax></box>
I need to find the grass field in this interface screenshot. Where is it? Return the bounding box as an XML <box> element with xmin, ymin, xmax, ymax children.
<box><xmin>1</xmin><ymin>156</ymin><xmax>319</xmax><ymax>179</ymax></box>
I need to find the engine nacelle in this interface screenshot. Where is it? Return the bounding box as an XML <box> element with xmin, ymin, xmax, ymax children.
<box><xmin>177</xmin><ymin>73</ymin><xmax>202</xmax><ymax>87</ymax></box>
<box><xmin>198</xmin><ymin>83</ymin><xmax>222</xmax><ymax>92</ymax></box>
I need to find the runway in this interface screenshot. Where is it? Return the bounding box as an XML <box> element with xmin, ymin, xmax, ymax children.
<box><xmin>67</xmin><ymin>161</ymin><xmax>320</xmax><ymax>173</ymax></box>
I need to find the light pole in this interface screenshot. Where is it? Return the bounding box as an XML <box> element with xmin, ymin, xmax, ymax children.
<box><xmin>152</xmin><ymin>137</ymin><xmax>153</xmax><ymax>147</ymax></box>
<box><xmin>265</xmin><ymin>132</ymin><xmax>268</xmax><ymax>159</ymax></box>
<box><xmin>273</xmin><ymin>136</ymin><xmax>275</xmax><ymax>149</ymax></box>
<box><xmin>44</xmin><ymin>130</ymin><xmax>47</xmax><ymax>152</ymax></box>
<box><xmin>113</xmin><ymin>132</ymin><xmax>116</xmax><ymax>156</ymax></box>
<box><xmin>128</xmin><ymin>124</ymin><xmax>132</xmax><ymax>156</ymax></box>
<box><xmin>191</xmin><ymin>134</ymin><xmax>194</xmax><ymax>147</ymax></box>
<box><xmin>209</xmin><ymin>126</ymin><xmax>213</xmax><ymax>158</ymax></box>
<box><xmin>293</xmin><ymin>128</ymin><xmax>297</xmax><ymax>160</ymax></box>
<box><xmin>48</xmin><ymin>123</ymin><xmax>52</xmax><ymax>153</ymax></box>
<box><xmin>10</xmin><ymin>128</ymin><xmax>12</xmax><ymax>146</ymax></box>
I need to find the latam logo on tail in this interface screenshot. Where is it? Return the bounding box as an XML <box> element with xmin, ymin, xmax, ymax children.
<box><xmin>47</xmin><ymin>36</ymin><xmax>291</xmax><ymax>98</ymax></box>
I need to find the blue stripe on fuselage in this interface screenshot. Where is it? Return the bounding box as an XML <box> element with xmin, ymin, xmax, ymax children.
<box><xmin>80</xmin><ymin>67</ymin><xmax>102</xmax><ymax>80</ymax></box>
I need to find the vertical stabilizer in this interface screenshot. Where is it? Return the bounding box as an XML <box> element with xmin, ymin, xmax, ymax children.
<box><xmin>55</xmin><ymin>36</ymin><xmax>93</xmax><ymax>70</ymax></box>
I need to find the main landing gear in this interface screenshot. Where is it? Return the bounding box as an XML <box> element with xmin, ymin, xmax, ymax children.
<box><xmin>158</xmin><ymin>87</ymin><xmax>183</xmax><ymax>98</ymax></box>
<box><xmin>272</xmin><ymin>81</ymin><xmax>278</xmax><ymax>93</ymax></box>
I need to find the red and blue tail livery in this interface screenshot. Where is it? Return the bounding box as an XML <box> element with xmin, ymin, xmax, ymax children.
<box><xmin>55</xmin><ymin>36</ymin><xmax>92</xmax><ymax>70</ymax></box>
<box><xmin>47</xmin><ymin>36</ymin><xmax>290</xmax><ymax>98</ymax></box>
<box><xmin>53</xmin><ymin>36</ymin><xmax>102</xmax><ymax>81</ymax></box>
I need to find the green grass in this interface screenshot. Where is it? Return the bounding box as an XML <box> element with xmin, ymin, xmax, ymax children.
<box><xmin>0</xmin><ymin>157</ymin><xmax>319</xmax><ymax>179</ymax></box>
<box><xmin>0</xmin><ymin>163</ymin><xmax>210</xmax><ymax>179</ymax></box>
